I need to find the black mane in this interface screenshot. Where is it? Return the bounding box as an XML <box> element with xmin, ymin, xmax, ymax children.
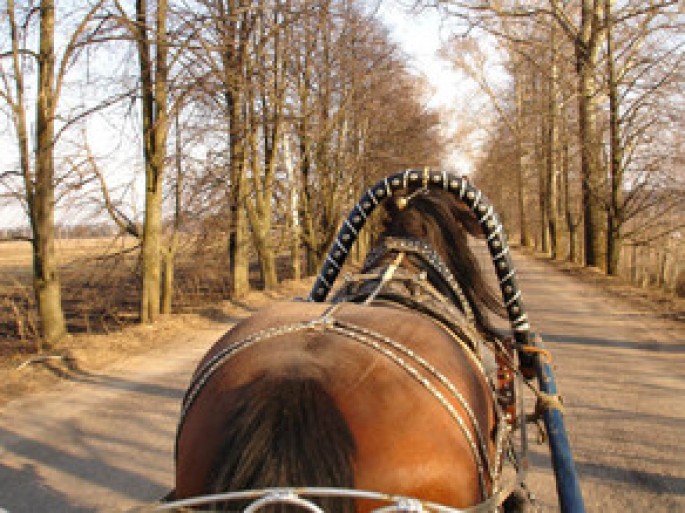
<box><xmin>373</xmin><ymin>189</ymin><xmax>505</xmax><ymax>340</ymax></box>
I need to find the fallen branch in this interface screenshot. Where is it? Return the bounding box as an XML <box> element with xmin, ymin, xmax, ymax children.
<box><xmin>15</xmin><ymin>354</ymin><xmax>76</xmax><ymax>371</ymax></box>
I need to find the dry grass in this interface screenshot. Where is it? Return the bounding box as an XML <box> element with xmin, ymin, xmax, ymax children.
<box><xmin>0</xmin><ymin>235</ymin><xmax>304</xmax><ymax>359</ymax></box>
<box><xmin>0</xmin><ymin>237</ymin><xmax>213</xmax><ymax>353</ymax></box>
<box><xmin>0</xmin><ymin>238</ymin><xmax>139</xmax><ymax>282</ymax></box>
<box><xmin>0</xmin><ymin>276</ymin><xmax>314</xmax><ymax>408</ymax></box>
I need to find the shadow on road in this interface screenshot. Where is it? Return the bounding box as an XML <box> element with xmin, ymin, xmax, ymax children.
<box><xmin>0</xmin><ymin>462</ymin><xmax>90</xmax><ymax>513</ymax></box>
<box><xmin>529</xmin><ymin>448</ymin><xmax>685</xmax><ymax>496</ymax></box>
<box><xmin>0</xmin><ymin>423</ymin><xmax>169</xmax><ymax>512</ymax></box>
<box><xmin>542</xmin><ymin>332</ymin><xmax>685</xmax><ymax>354</ymax></box>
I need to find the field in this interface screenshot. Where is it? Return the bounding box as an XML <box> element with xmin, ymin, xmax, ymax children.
<box><xmin>0</xmin><ymin>236</ymin><xmax>236</xmax><ymax>356</ymax></box>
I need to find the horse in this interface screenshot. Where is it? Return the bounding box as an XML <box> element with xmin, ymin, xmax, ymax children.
<box><xmin>171</xmin><ymin>187</ymin><xmax>526</xmax><ymax>512</ymax></box>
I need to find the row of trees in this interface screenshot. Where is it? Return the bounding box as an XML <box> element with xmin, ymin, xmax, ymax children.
<box><xmin>1</xmin><ymin>0</ymin><xmax>445</xmax><ymax>345</ymax></box>
<box><xmin>440</xmin><ymin>0</ymin><xmax>683</xmax><ymax>279</ymax></box>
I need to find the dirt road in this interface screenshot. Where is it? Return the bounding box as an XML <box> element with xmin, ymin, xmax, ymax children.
<box><xmin>0</xmin><ymin>251</ymin><xmax>683</xmax><ymax>512</ymax></box>
<box><xmin>509</xmin><ymin>253</ymin><xmax>685</xmax><ymax>512</ymax></box>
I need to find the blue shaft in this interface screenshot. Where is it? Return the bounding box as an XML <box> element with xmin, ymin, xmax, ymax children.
<box><xmin>534</xmin><ymin>343</ymin><xmax>586</xmax><ymax>513</ymax></box>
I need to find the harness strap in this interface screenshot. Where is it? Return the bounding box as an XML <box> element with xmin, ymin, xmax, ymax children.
<box><xmin>364</xmin><ymin>252</ymin><xmax>405</xmax><ymax>304</ymax></box>
<box><xmin>363</xmin><ymin>237</ymin><xmax>475</xmax><ymax>325</ymax></box>
<box><xmin>461</xmin><ymin>472</ymin><xmax>525</xmax><ymax>513</ymax></box>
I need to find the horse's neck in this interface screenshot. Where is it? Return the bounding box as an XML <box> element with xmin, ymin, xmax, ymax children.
<box><xmin>364</xmin><ymin>237</ymin><xmax>475</xmax><ymax>323</ymax></box>
<box><xmin>330</xmin><ymin>238</ymin><xmax>481</xmax><ymax>353</ymax></box>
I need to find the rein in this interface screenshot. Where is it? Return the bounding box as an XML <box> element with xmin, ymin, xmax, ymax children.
<box><xmin>155</xmin><ymin>486</ymin><xmax>516</xmax><ymax>513</ymax></box>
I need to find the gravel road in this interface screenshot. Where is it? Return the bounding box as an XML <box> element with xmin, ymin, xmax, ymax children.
<box><xmin>0</xmin><ymin>251</ymin><xmax>683</xmax><ymax>512</ymax></box>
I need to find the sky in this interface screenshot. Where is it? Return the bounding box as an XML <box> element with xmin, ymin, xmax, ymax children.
<box><xmin>376</xmin><ymin>1</ymin><xmax>474</xmax><ymax>173</ymax></box>
<box><xmin>378</xmin><ymin>3</ymin><xmax>457</xmax><ymax>107</ymax></box>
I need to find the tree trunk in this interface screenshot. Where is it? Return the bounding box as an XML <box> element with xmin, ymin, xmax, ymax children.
<box><xmin>297</xmin><ymin>42</ymin><xmax>319</xmax><ymax>275</ymax></box>
<box><xmin>576</xmin><ymin>1</ymin><xmax>606</xmax><ymax>269</ymax></box>
<box><xmin>515</xmin><ymin>67</ymin><xmax>530</xmax><ymax>247</ymax></box>
<box><xmin>161</xmin><ymin>246</ymin><xmax>175</xmax><ymax>315</ymax></box>
<box><xmin>220</xmin><ymin>1</ymin><xmax>250</xmax><ymax>298</ymax></box>
<box><xmin>244</xmin><ymin>96</ymin><xmax>278</xmax><ymax>290</ymax></box>
<box><xmin>251</xmin><ymin>222</ymin><xmax>278</xmax><ymax>289</ymax></box>
<box><xmin>547</xmin><ymin>24</ymin><xmax>560</xmax><ymax>260</ymax></box>
<box><xmin>535</xmin><ymin>77</ymin><xmax>550</xmax><ymax>254</ymax></box>
<box><xmin>246</xmin><ymin>101</ymin><xmax>278</xmax><ymax>290</ymax></box>
<box><xmin>161</xmin><ymin>114</ymin><xmax>183</xmax><ymax>315</ymax></box>
<box><xmin>559</xmin><ymin>99</ymin><xmax>578</xmax><ymax>263</ymax></box>
<box><xmin>283</xmin><ymin>133</ymin><xmax>301</xmax><ymax>281</ymax></box>
<box><xmin>671</xmin><ymin>243</ymin><xmax>681</xmax><ymax>297</ymax></box>
<box><xmin>229</xmin><ymin>158</ymin><xmax>250</xmax><ymax>297</ymax></box>
<box><xmin>33</xmin><ymin>0</ymin><xmax>67</xmax><ymax>346</ymax></box>
<box><xmin>136</xmin><ymin>0</ymin><xmax>168</xmax><ymax>323</ymax></box>
<box><xmin>141</xmin><ymin>193</ymin><xmax>162</xmax><ymax>322</ymax></box>
<box><xmin>242</xmin><ymin>14</ymin><xmax>282</xmax><ymax>291</ymax></box>
<box><xmin>605</xmin><ymin>0</ymin><xmax>623</xmax><ymax>275</ymax></box>
<box><xmin>578</xmin><ymin>62</ymin><xmax>605</xmax><ymax>268</ymax></box>
<box><xmin>550</xmin><ymin>0</ymin><xmax>606</xmax><ymax>268</ymax></box>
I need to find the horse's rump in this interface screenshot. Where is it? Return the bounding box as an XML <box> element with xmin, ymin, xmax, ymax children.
<box><xmin>175</xmin><ymin>301</ymin><xmax>494</xmax><ymax>509</ymax></box>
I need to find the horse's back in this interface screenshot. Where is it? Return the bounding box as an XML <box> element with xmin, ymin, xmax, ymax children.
<box><xmin>197</xmin><ymin>300</ymin><xmax>483</xmax><ymax>385</ymax></box>
<box><xmin>176</xmin><ymin>300</ymin><xmax>492</xmax><ymax>508</ymax></box>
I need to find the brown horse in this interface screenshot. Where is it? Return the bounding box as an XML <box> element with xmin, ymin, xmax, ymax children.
<box><xmin>172</xmin><ymin>190</ymin><xmax>519</xmax><ymax>511</ymax></box>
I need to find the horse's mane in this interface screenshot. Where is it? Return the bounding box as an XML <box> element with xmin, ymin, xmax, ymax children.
<box><xmin>375</xmin><ymin>189</ymin><xmax>505</xmax><ymax>340</ymax></box>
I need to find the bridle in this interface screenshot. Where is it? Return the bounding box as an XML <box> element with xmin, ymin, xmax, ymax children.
<box><xmin>358</xmin><ymin>236</ymin><xmax>476</xmax><ymax>325</ymax></box>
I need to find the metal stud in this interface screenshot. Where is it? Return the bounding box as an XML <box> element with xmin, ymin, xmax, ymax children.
<box><xmin>478</xmin><ymin>204</ymin><xmax>487</xmax><ymax>214</ymax></box>
<box><xmin>491</xmin><ymin>240</ymin><xmax>501</xmax><ymax>249</ymax></box>
<box><xmin>510</xmin><ymin>306</ymin><xmax>520</xmax><ymax>315</ymax></box>
<box><xmin>342</xmin><ymin>234</ymin><xmax>350</xmax><ymax>241</ymax></box>
<box><xmin>327</xmin><ymin>268</ymin><xmax>335</xmax><ymax>275</ymax></box>
<box><xmin>334</xmin><ymin>251</ymin><xmax>342</xmax><ymax>258</ymax></box>
<box><xmin>504</xmin><ymin>285</ymin><xmax>514</xmax><ymax>294</ymax></box>
<box><xmin>376</xmin><ymin>189</ymin><xmax>385</xmax><ymax>198</ymax></box>
<box><xmin>353</xmin><ymin>215</ymin><xmax>361</xmax><ymax>224</ymax></box>
<box><xmin>392</xmin><ymin>178</ymin><xmax>401</xmax><ymax>186</ymax></box>
<box><xmin>363</xmin><ymin>201</ymin><xmax>371</xmax><ymax>209</ymax></box>
<box><xmin>466</xmin><ymin>191</ymin><xmax>475</xmax><ymax>200</ymax></box>
<box><xmin>450</xmin><ymin>180</ymin><xmax>459</xmax><ymax>189</ymax></box>
<box><xmin>498</xmin><ymin>261</ymin><xmax>508</xmax><ymax>270</ymax></box>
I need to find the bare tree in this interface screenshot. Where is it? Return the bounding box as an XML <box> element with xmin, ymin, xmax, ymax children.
<box><xmin>106</xmin><ymin>0</ymin><xmax>176</xmax><ymax>322</ymax></box>
<box><xmin>1</xmin><ymin>0</ymin><xmax>105</xmax><ymax>346</ymax></box>
<box><xmin>438</xmin><ymin>0</ymin><xmax>682</xmax><ymax>275</ymax></box>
